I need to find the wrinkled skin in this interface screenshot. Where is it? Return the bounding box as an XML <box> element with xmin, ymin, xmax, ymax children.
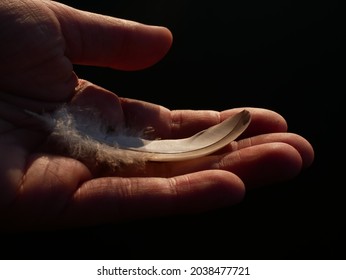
<box><xmin>0</xmin><ymin>0</ymin><xmax>314</xmax><ymax>231</ymax></box>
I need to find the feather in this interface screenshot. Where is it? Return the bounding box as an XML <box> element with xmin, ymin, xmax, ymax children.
<box><xmin>133</xmin><ymin>109</ymin><xmax>251</xmax><ymax>161</ymax></box>
<box><xmin>25</xmin><ymin>106</ymin><xmax>251</xmax><ymax>169</ymax></box>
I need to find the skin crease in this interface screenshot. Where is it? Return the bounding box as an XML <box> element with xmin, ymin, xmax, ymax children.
<box><xmin>0</xmin><ymin>0</ymin><xmax>314</xmax><ymax>231</ymax></box>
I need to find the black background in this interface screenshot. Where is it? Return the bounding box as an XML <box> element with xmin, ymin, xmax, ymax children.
<box><xmin>2</xmin><ymin>0</ymin><xmax>344</xmax><ymax>259</ymax></box>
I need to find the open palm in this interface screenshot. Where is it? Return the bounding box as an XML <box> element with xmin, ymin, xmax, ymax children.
<box><xmin>0</xmin><ymin>0</ymin><xmax>314</xmax><ymax>231</ymax></box>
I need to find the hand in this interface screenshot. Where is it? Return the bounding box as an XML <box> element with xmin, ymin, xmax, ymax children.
<box><xmin>0</xmin><ymin>0</ymin><xmax>314</xmax><ymax>231</ymax></box>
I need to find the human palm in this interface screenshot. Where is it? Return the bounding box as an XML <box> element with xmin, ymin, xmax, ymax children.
<box><xmin>0</xmin><ymin>0</ymin><xmax>314</xmax><ymax>231</ymax></box>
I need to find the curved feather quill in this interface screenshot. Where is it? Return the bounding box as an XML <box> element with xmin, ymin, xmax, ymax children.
<box><xmin>128</xmin><ymin>110</ymin><xmax>251</xmax><ymax>161</ymax></box>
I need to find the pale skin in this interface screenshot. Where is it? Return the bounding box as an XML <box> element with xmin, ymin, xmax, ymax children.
<box><xmin>0</xmin><ymin>0</ymin><xmax>314</xmax><ymax>231</ymax></box>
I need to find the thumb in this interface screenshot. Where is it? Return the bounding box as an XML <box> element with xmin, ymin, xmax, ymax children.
<box><xmin>48</xmin><ymin>1</ymin><xmax>173</xmax><ymax>70</ymax></box>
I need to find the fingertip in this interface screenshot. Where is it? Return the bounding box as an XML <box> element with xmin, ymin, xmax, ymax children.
<box><xmin>178</xmin><ymin>170</ymin><xmax>246</xmax><ymax>211</ymax></box>
<box><xmin>221</xmin><ymin>108</ymin><xmax>288</xmax><ymax>137</ymax></box>
<box><xmin>298</xmin><ymin>136</ymin><xmax>315</xmax><ymax>169</ymax></box>
<box><xmin>248</xmin><ymin>108</ymin><xmax>288</xmax><ymax>135</ymax></box>
<box><xmin>210</xmin><ymin>170</ymin><xmax>246</xmax><ymax>205</ymax></box>
<box><xmin>114</xmin><ymin>23</ymin><xmax>173</xmax><ymax>70</ymax></box>
<box><xmin>245</xmin><ymin>142</ymin><xmax>304</xmax><ymax>188</ymax></box>
<box><xmin>238</xmin><ymin>132</ymin><xmax>315</xmax><ymax>170</ymax></box>
<box><xmin>280</xmin><ymin>133</ymin><xmax>314</xmax><ymax>169</ymax></box>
